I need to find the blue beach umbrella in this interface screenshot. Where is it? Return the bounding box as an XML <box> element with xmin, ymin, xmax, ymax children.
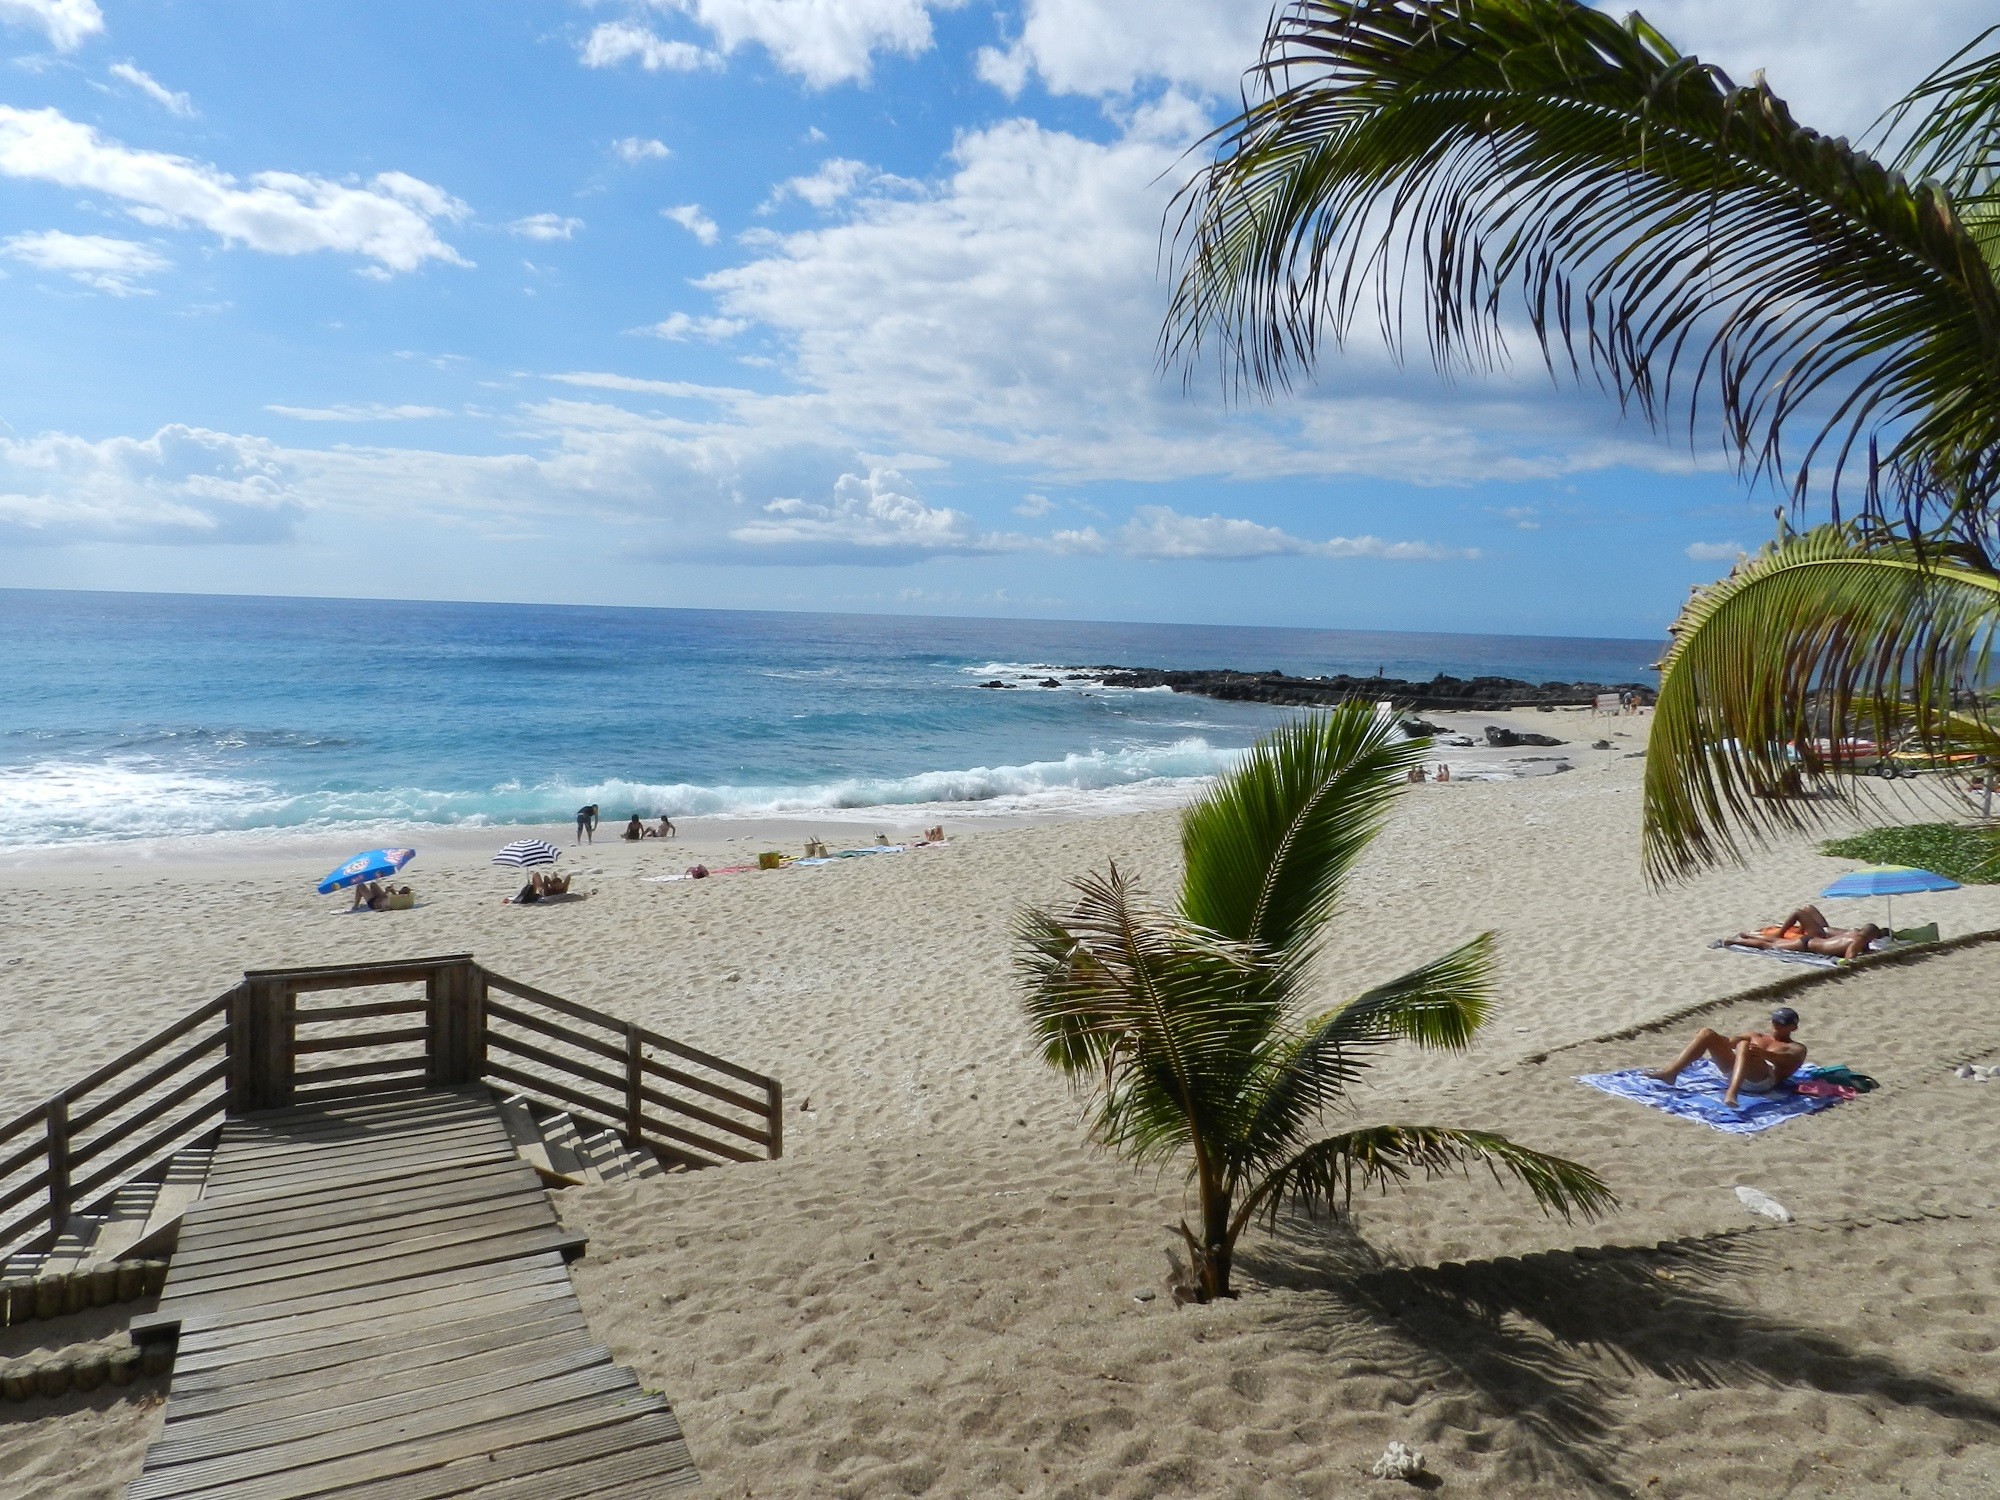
<box><xmin>316</xmin><ymin>847</ymin><xmax>416</xmax><ymax>894</ymax></box>
<box><xmin>1819</xmin><ymin>864</ymin><xmax>1959</xmax><ymax>930</ymax></box>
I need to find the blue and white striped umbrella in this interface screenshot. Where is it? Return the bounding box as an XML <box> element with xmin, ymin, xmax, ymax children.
<box><xmin>491</xmin><ymin>838</ymin><xmax>561</xmax><ymax>869</ymax></box>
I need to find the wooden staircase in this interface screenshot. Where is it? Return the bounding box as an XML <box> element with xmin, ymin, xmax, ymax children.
<box><xmin>0</xmin><ymin>955</ymin><xmax>780</xmax><ymax>1275</ymax></box>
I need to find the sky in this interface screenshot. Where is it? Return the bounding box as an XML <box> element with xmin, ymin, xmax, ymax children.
<box><xmin>0</xmin><ymin>0</ymin><xmax>1991</xmax><ymax>639</ymax></box>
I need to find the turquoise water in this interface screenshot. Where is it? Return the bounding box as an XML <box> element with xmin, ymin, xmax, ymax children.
<box><xmin>0</xmin><ymin>590</ymin><xmax>1660</xmax><ymax>846</ymax></box>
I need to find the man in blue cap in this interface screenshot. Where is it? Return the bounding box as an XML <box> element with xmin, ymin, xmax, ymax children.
<box><xmin>1645</xmin><ymin>1008</ymin><xmax>1806</xmax><ymax>1108</ymax></box>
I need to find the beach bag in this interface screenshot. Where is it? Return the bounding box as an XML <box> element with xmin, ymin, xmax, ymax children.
<box><xmin>1810</xmin><ymin>1065</ymin><xmax>1878</xmax><ymax>1093</ymax></box>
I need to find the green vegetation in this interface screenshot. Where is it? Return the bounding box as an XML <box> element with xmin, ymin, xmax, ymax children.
<box><xmin>1166</xmin><ymin>1</ymin><xmax>2000</xmax><ymax>881</ymax></box>
<box><xmin>1015</xmin><ymin>705</ymin><xmax>1613</xmax><ymax>1303</ymax></box>
<box><xmin>1821</xmin><ymin>823</ymin><xmax>2000</xmax><ymax>883</ymax></box>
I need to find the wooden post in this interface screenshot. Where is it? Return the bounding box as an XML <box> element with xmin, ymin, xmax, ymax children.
<box><xmin>624</xmin><ymin>1026</ymin><xmax>643</xmax><ymax>1147</ymax></box>
<box><xmin>229</xmin><ymin>977</ymin><xmax>291</xmax><ymax>1112</ymax></box>
<box><xmin>427</xmin><ymin>961</ymin><xmax>485</xmax><ymax>1087</ymax></box>
<box><xmin>767</xmin><ymin>1079</ymin><xmax>783</xmax><ymax>1160</ymax></box>
<box><xmin>45</xmin><ymin>1095</ymin><xmax>70</xmax><ymax>1232</ymax></box>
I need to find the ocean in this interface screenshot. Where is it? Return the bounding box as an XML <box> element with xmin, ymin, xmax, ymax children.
<box><xmin>0</xmin><ymin>590</ymin><xmax>1662</xmax><ymax>848</ymax></box>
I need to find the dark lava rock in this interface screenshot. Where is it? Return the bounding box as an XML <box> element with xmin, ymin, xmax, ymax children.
<box><xmin>1038</xmin><ymin>678</ymin><xmax>1062</xmax><ymax>688</ymax></box>
<box><xmin>1592</xmin><ymin>739</ymin><xmax>1613</xmax><ymax>750</ymax></box>
<box><xmin>1485</xmin><ymin>726</ymin><xmax>1566</xmax><ymax>748</ymax></box>
<box><xmin>981</xmin><ymin>680</ymin><xmax>1012</xmax><ymax>689</ymax></box>
<box><xmin>1401</xmin><ymin>718</ymin><xmax>1445</xmax><ymax>739</ymax></box>
<box><xmin>1083</xmin><ymin>666</ymin><xmax>1654</xmax><ymax>713</ymax></box>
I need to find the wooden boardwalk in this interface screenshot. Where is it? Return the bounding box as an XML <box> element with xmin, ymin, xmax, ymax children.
<box><xmin>126</xmin><ymin>1087</ymin><xmax>697</xmax><ymax>1500</ymax></box>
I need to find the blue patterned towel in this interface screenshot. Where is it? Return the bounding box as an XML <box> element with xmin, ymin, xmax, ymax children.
<box><xmin>1576</xmin><ymin>1060</ymin><xmax>1847</xmax><ymax>1135</ymax></box>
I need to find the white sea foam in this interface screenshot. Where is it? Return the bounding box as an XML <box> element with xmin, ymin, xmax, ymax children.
<box><xmin>0</xmin><ymin>739</ymin><xmax>1248</xmax><ymax>846</ymax></box>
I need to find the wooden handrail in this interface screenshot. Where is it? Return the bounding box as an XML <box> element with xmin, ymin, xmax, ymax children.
<box><xmin>482</xmin><ymin>971</ymin><xmax>779</xmax><ymax>1091</ymax></box>
<box><xmin>63</xmin><ymin>989</ymin><xmax>233</xmax><ymax>1103</ymax></box>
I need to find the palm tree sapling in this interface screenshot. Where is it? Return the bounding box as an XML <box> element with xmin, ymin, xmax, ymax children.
<box><xmin>1016</xmin><ymin>706</ymin><xmax>1614</xmax><ymax>1301</ymax></box>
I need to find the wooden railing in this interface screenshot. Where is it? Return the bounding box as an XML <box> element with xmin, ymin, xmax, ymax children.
<box><xmin>0</xmin><ymin>954</ymin><xmax>781</xmax><ymax>1263</ymax></box>
<box><xmin>0</xmin><ymin>989</ymin><xmax>233</xmax><ymax>1262</ymax></box>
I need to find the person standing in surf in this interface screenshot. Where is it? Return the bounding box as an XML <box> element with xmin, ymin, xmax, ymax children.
<box><xmin>576</xmin><ymin>804</ymin><xmax>598</xmax><ymax>843</ymax></box>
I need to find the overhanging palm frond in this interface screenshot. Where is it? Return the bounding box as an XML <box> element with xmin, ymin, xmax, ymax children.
<box><xmin>1165</xmin><ymin>0</ymin><xmax>2000</xmax><ymax>512</ymax></box>
<box><xmin>1235</xmin><ymin>1123</ymin><xmax>1616</xmax><ymax>1236</ymax></box>
<box><xmin>1179</xmin><ymin>701</ymin><xmax>1420</xmax><ymax>963</ymax></box>
<box><xmin>1643</xmin><ymin>524</ymin><xmax>2000</xmax><ymax>882</ymax></box>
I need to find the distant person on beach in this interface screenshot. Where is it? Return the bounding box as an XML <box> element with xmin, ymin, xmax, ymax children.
<box><xmin>351</xmin><ymin>880</ymin><xmax>389</xmax><ymax>911</ymax></box>
<box><xmin>1645</xmin><ymin>1008</ymin><xmax>1806</xmax><ymax>1108</ymax></box>
<box><xmin>1434</xmin><ymin>764</ymin><xmax>1450</xmax><ymax>783</ymax></box>
<box><xmin>1733</xmin><ymin>905</ymin><xmax>1885</xmax><ymax>960</ymax></box>
<box><xmin>657</xmin><ymin>815</ymin><xmax>675</xmax><ymax>838</ymax></box>
<box><xmin>622</xmin><ymin>814</ymin><xmax>645</xmax><ymax>841</ymax></box>
<box><xmin>576</xmin><ymin>805</ymin><xmax>598</xmax><ymax>843</ymax></box>
<box><xmin>506</xmin><ymin>873</ymin><xmax>548</xmax><ymax>904</ymax></box>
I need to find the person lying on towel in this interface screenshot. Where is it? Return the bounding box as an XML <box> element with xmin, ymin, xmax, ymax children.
<box><xmin>1732</xmin><ymin>905</ymin><xmax>1885</xmax><ymax>961</ymax></box>
<box><xmin>1646</xmin><ymin>1008</ymin><xmax>1806</xmax><ymax>1109</ymax></box>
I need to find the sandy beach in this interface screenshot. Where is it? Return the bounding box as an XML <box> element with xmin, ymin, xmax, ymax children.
<box><xmin>5</xmin><ymin>707</ymin><xmax>2000</xmax><ymax>1497</ymax></box>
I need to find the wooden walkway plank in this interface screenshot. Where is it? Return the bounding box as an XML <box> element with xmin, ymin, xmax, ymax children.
<box><xmin>126</xmin><ymin>1089</ymin><xmax>696</xmax><ymax>1500</ymax></box>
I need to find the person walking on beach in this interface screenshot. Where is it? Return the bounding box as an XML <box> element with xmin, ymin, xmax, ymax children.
<box><xmin>575</xmin><ymin>804</ymin><xmax>598</xmax><ymax>843</ymax></box>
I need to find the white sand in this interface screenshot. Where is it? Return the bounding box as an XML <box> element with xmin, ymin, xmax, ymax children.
<box><xmin>5</xmin><ymin>707</ymin><xmax>2000</xmax><ymax>1497</ymax></box>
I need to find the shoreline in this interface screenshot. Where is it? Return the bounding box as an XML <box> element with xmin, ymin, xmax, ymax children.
<box><xmin>0</xmin><ymin>706</ymin><xmax>1630</xmax><ymax>874</ymax></box>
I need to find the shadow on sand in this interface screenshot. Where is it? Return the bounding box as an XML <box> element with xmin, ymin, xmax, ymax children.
<box><xmin>1238</xmin><ymin>1220</ymin><xmax>2000</xmax><ymax>1497</ymax></box>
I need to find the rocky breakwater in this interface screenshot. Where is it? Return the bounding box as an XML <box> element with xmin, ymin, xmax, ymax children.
<box><xmin>1084</xmin><ymin>667</ymin><xmax>1655</xmax><ymax>712</ymax></box>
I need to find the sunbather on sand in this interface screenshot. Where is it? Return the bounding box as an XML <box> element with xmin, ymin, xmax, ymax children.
<box><xmin>1733</xmin><ymin>905</ymin><xmax>1885</xmax><ymax>960</ymax></box>
<box><xmin>350</xmin><ymin>879</ymin><xmax>389</xmax><ymax>912</ymax></box>
<box><xmin>1645</xmin><ymin>1007</ymin><xmax>1806</xmax><ymax>1108</ymax></box>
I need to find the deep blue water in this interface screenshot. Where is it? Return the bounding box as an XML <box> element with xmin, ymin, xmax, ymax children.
<box><xmin>0</xmin><ymin>590</ymin><xmax>1661</xmax><ymax>846</ymax></box>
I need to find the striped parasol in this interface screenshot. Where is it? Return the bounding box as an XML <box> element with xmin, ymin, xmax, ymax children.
<box><xmin>491</xmin><ymin>838</ymin><xmax>561</xmax><ymax>869</ymax></box>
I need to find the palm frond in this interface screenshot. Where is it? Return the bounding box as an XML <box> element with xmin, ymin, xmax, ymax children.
<box><xmin>1016</xmin><ymin>864</ymin><xmax>1280</xmax><ymax>1166</ymax></box>
<box><xmin>1179</xmin><ymin>703</ymin><xmax>1421</xmax><ymax>964</ymax></box>
<box><xmin>1165</xmin><ymin>0</ymin><xmax>2000</xmax><ymax>513</ymax></box>
<box><xmin>1884</xmin><ymin>26</ymin><xmax>2000</xmax><ymax>199</ymax></box>
<box><xmin>1237</xmin><ymin>931</ymin><xmax>1496</xmax><ymax>1163</ymax></box>
<box><xmin>1234</xmin><ymin>1122</ymin><xmax>1617</xmax><ymax>1236</ymax></box>
<box><xmin>1643</xmin><ymin>524</ymin><xmax>2000</xmax><ymax>881</ymax></box>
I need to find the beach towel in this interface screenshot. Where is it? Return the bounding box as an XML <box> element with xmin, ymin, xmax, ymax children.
<box><xmin>1576</xmin><ymin>1060</ymin><xmax>1849</xmax><ymax>1134</ymax></box>
<box><xmin>1707</xmin><ymin>940</ymin><xmax>1841</xmax><ymax>968</ymax></box>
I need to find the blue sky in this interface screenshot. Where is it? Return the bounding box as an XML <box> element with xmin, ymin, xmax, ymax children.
<box><xmin>0</xmin><ymin>0</ymin><xmax>1989</xmax><ymax>639</ymax></box>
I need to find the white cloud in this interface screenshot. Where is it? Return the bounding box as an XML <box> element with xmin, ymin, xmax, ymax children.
<box><xmin>767</xmin><ymin>157</ymin><xmax>871</xmax><ymax>209</ymax></box>
<box><xmin>1014</xmin><ymin>492</ymin><xmax>1054</xmax><ymax>517</ymax></box>
<box><xmin>0</xmin><ymin>425</ymin><xmax>300</xmax><ymax>543</ymax></box>
<box><xmin>109</xmin><ymin>62</ymin><xmax>194</xmax><ymax>116</ymax></box>
<box><xmin>638</xmin><ymin>0</ymin><xmax>961</xmax><ymax>88</ymax></box>
<box><xmin>1115</xmin><ymin>506</ymin><xmax>1469</xmax><ymax>561</ymax></box>
<box><xmin>693</xmin><ymin>115</ymin><xmax>1672</xmax><ymax>488</ymax></box>
<box><xmin>509</xmin><ymin>213</ymin><xmax>583</xmax><ymax>241</ymax></box>
<box><xmin>264</xmin><ymin>403</ymin><xmax>452</xmax><ymax>422</ymax></box>
<box><xmin>1685</xmin><ymin>540</ymin><xmax>1745</xmax><ymax>562</ymax></box>
<box><xmin>580</xmin><ymin>21</ymin><xmax>712</xmax><ymax>72</ymax></box>
<box><xmin>0</xmin><ymin>106</ymin><xmax>469</xmax><ymax>273</ymax></box>
<box><xmin>977</xmin><ymin>0</ymin><xmax>1267</xmax><ymax>98</ymax></box>
<box><xmin>662</xmin><ymin>203</ymin><xmax>719</xmax><ymax>245</ymax></box>
<box><xmin>2</xmin><ymin>228</ymin><xmax>165</xmax><ymax>293</ymax></box>
<box><xmin>633</xmin><ymin>311</ymin><xmax>748</xmax><ymax>341</ymax></box>
<box><xmin>612</xmin><ymin>136</ymin><xmax>671</xmax><ymax>163</ymax></box>
<box><xmin>1499</xmin><ymin>505</ymin><xmax>1541</xmax><ymax>531</ymax></box>
<box><xmin>731</xmin><ymin>467</ymin><xmax>991</xmax><ymax>553</ymax></box>
<box><xmin>0</xmin><ymin>0</ymin><xmax>101</xmax><ymax>52</ymax></box>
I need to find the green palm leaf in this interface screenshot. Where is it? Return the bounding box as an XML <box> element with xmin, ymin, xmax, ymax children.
<box><xmin>1237</xmin><ymin>932</ymin><xmax>1496</xmax><ymax>1163</ymax></box>
<box><xmin>1643</xmin><ymin>524</ymin><xmax>2000</xmax><ymax>880</ymax></box>
<box><xmin>1166</xmin><ymin>0</ymin><xmax>2000</xmax><ymax>513</ymax></box>
<box><xmin>1235</xmin><ymin>1123</ymin><xmax>1616</xmax><ymax>1237</ymax></box>
<box><xmin>1179</xmin><ymin>702</ymin><xmax>1421</xmax><ymax>964</ymax></box>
